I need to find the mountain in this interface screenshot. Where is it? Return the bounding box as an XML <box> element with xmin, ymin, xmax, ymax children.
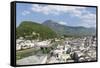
<box><xmin>16</xmin><ymin>21</ymin><xmax>57</xmax><ymax>40</ymax></box>
<box><xmin>42</xmin><ymin>20</ymin><xmax>96</xmax><ymax>37</ymax></box>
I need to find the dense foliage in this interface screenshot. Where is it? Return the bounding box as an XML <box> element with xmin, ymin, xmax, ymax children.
<box><xmin>16</xmin><ymin>21</ymin><xmax>57</xmax><ymax>40</ymax></box>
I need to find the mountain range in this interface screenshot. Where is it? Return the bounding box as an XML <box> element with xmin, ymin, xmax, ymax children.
<box><xmin>17</xmin><ymin>20</ymin><xmax>96</xmax><ymax>39</ymax></box>
<box><xmin>42</xmin><ymin>20</ymin><xmax>96</xmax><ymax>37</ymax></box>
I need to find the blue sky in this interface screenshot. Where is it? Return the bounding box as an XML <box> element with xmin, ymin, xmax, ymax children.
<box><xmin>16</xmin><ymin>3</ymin><xmax>96</xmax><ymax>28</ymax></box>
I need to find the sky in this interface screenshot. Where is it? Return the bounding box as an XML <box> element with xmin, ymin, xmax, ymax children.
<box><xmin>16</xmin><ymin>3</ymin><xmax>96</xmax><ymax>28</ymax></box>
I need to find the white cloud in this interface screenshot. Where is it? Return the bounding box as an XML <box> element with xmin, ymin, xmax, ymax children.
<box><xmin>31</xmin><ymin>4</ymin><xmax>96</xmax><ymax>27</ymax></box>
<box><xmin>22</xmin><ymin>10</ymin><xmax>30</xmax><ymax>15</ymax></box>
<box><xmin>58</xmin><ymin>21</ymin><xmax>67</xmax><ymax>25</ymax></box>
<box><xmin>31</xmin><ymin>4</ymin><xmax>86</xmax><ymax>16</ymax></box>
<box><xmin>79</xmin><ymin>12</ymin><xmax>96</xmax><ymax>27</ymax></box>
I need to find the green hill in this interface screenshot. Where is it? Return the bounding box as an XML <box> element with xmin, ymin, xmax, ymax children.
<box><xmin>16</xmin><ymin>21</ymin><xmax>57</xmax><ymax>40</ymax></box>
